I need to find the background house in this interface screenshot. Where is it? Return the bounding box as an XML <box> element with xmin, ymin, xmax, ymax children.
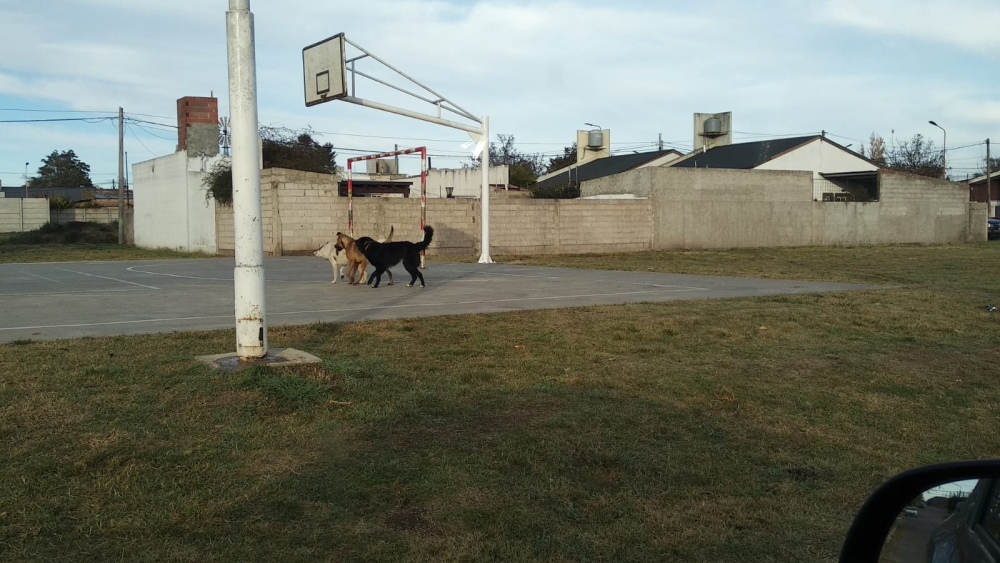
<box><xmin>352</xmin><ymin>157</ymin><xmax>512</xmax><ymax>199</ymax></box>
<box><xmin>966</xmin><ymin>171</ymin><xmax>998</xmax><ymax>217</ymax></box>
<box><xmin>536</xmin><ymin>148</ymin><xmax>684</xmax><ymax>192</ymax></box>
<box><xmin>668</xmin><ymin>135</ymin><xmax>879</xmax><ymax>201</ymax></box>
<box><xmin>404</xmin><ymin>166</ymin><xmax>511</xmax><ymax>199</ymax></box>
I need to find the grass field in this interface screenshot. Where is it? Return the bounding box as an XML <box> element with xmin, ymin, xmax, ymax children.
<box><xmin>2</xmin><ymin>243</ymin><xmax>999</xmax><ymax>562</ymax></box>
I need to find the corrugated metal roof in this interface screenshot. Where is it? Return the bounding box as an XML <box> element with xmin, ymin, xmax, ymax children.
<box><xmin>537</xmin><ymin>149</ymin><xmax>682</xmax><ymax>189</ymax></box>
<box><xmin>670</xmin><ymin>136</ymin><xmax>819</xmax><ymax>169</ymax></box>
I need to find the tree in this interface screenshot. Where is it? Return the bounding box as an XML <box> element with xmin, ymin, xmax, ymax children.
<box><xmin>886</xmin><ymin>133</ymin><xmax>944</xmax><ymax>178</ymax></box>
<box><xmin>467</xmin><ymin>134</ymin><xmax>545</xmax><ymax>189</ymax></box>
<box><xmin>27</xmin><ymin>150</ymin><xmax>95</xmax><ymax>189</ymax></box>
<box><xmin>546</xmin><ymin>143</ymin><xmax>577</xmax><ymax>174</ymax></box>
<box><xmin>859</xmin><ymin>133</ymin><xmax>886</xmax><ymax>167</ymax></box>
<box><xmin>260</xmin><ymin>126</ymin><xmax>338</xmax><ymax>174</ymax></box>
<box><xmin>978</xmin><ymin>155</ymin><xmax>1000</xmax><ymax>178</ymax></box>
<box><xmin>204</xmin><ymin>126</ymin><xmax>340</xmax><ymax>205</ymax></box>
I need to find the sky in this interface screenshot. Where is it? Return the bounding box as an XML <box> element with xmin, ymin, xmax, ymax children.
<box><xmin>1</xmin><ymin>0</ymin><xmax>999</xmax><ymax>188</ymax></box>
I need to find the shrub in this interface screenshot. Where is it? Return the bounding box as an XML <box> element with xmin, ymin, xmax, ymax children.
<box><xmin>203</xmin><ymin>160</ymin><xmax>233</xmax><ymax>206</ymax></box>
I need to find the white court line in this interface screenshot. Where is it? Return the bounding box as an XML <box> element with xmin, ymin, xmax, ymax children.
<box><xmin>0</xmin><ymin>287</ymin><xmax>706</xmax><ymax>331</ymax></box>
<box><xmin>54</xmin><ymin>268</ymin><xmax>160</xmax><ymax>290</ymax></box>
<box><xmin>126</xmin><ymin>265</ymin><xmax>230</xmax><ymax>282</ymax></box>
<box><xmin>0</xmin><ymin>289</ymin><xmax>148</xmax><ymax>297</ymax></box>
<box><xmin>21</xmin><ymin>271</ymin><xmax>65</xmax><ymax>284</ymax></box>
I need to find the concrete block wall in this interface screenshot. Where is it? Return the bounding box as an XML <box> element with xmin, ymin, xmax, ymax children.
<box><xmin>581</xmin><ymin>168</ymin><xmax>656</xmax><ymax>198</ymax></box>
<box><xmin>812</xmin><ymin>202</ymin><xmax>882</xmax><ymax>246</ymax></box>
<box><xmin>653</xmin><ymin>201</ymin><xmax>811</xmax><ymax>250</ymax></box>
<box><xmin>557</xmin><ymin>199</ymin><xmax>653</xmax><ymax>253</ymax></box>
<box><xmin>490</xmin><ymin>200</ymin><xmax>557</xmax><ymax>255</ymax></box>
<box><xmin>353</xmin><ymin>198</ymin><xmax>423</xmax><ymax>245</ymax></box>
<box><xmin>646</xmin><ymin>167</ymin><xmax>815</xmax><ymax>250</ymax></box>
<box><xmin>876</xmin><ymin>172</ymin><xmax>976</xmax><ymax>244</ymax></box>
<box><xmin>646</xmin><ymin>167</ymin><xmax>813</xmax><ymax>202</ymax></box>
<box><xmin>214</xmin><ymin>168</ymin><xmax>653</xmax><ymax>256</ymax></box>
<box><xmin>216</xmin><ymin>203</ymin><xmax>234</xmax><ymax>253</ymax></box>
<box><xmin>265</xmin><ymin>168</ymin><xmax>342</xmax><ymax>253</ymax></box>
<box><xmin>0</xmin><ymin>198</ymin><xmax>48</xmax><ymax>233</ymax></box>
<box><xmin>213</xmin><ymin>167</ymin><xmax>985</xmax><ymax>257</ymax></box>
<box><xmin>490</xmin><ymin>199</ymin><xmax>651</xmax><ymax>254</ymax></box>
<box><xmin>426</xmin><ymin>199</ymin><xmax>479</xmax><ymax>255</ymax></box>
<box><xmin>51</xmin><ymin>208</ymin><xmax>119</xmax><ymax>224</ymax></box>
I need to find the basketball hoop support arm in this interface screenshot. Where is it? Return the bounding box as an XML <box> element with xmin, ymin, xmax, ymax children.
<box><xmin>304</xmin><ymin>33</ymin><xmax>492</xmax><ymax>263</ymax></box>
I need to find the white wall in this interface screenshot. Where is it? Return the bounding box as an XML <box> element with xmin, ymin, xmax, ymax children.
<box><xmin>756</xmin><ymin>138</ymin><xmax>877</xmax><ymax>200</ymax></box>
<box><xmin>406</xmin><ymin>165</ymin><xmax>509</xmax><ymax>198</ymax></box>
<box><xmin>133</xmin><ymin>151</ymin><xmax>222</xmax><ymax>254</ymax></box>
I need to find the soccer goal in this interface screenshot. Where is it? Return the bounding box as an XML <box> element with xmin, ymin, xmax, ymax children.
<box><xmin>345</xmin><ymin>147</ymin><xmax>427</xmax><ymax>258</ymax></box>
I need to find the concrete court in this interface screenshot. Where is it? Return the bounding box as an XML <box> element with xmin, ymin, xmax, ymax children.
<box><xmin>0</xmin><ymin>256</ymin><xmax>871</xmax><ymax>344</ymax></box>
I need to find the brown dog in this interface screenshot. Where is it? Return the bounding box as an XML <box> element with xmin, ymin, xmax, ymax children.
<box><xmin>334</xmin><ymin>226</ymin><xmax>393</xmax><ymax>285</ymax></box>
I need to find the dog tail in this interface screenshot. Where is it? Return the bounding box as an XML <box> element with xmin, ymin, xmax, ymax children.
<box><xmin>415</xmin><ymin>225</ymin><xmax>434</xmax><ymax>252</ymax></box>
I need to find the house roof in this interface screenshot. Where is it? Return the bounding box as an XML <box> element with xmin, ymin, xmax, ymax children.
<box><xmin>537</xmin><ymin>149</ymin><xmax>683</xmax><ymax>189</ymax></box>
<box><xmin>967</xmin><ymin>170</ymin><xmax>1000</xmax><ymax>185</ymax></box>
<box><xmin>0</xmin><ymin>186</ymin><xmax>94</xmax><ymax>200</ymax></box>
<box><xmin>337</xmin><ymin>179</ymin><xmax>413</xmax><ymax>198</ymax></box>
<box><xmin>670</xmin><ymin>135</ymin><xmax>822</xmax><ymax>169</ymax></box>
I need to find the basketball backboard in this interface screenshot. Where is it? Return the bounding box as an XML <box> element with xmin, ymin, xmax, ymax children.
<box><xmin>302</xmin><ymin>34</ymin><xmax>347</xmax><ymax>107</ymax></box>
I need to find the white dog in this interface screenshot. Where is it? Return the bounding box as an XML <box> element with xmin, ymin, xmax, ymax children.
<box><xmin>313</xmin><ymin>226</ymin><xmax>393</xmax><ymax>284</ymax></box>
<box><xmin>313</xmin><ymin>241</ymin><xmax>360</xmax><ymax>284</ymax></box>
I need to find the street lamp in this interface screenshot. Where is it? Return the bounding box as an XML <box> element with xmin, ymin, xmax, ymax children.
<box><xmin>929</xmin><ymin>120</ymin><xmax>946</xmax><ymax>179</ymax></box>
<box><xmin>23</xmin><ymin>162</ymin><xmax>29</xmax><ymax>198</ymax></box>
<box><xmin>584</xmin><ymin>122</ymin><xmax>601</xmax><ymax>130</ymax></box>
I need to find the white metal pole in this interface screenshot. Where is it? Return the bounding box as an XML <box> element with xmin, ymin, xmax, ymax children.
<box><xmin>420</xmin><ymin>147</ymin><xmax>427</xmax><ymax>269</ymax></box>
<box><xmin>226</xmin><ymin>0</ymin><xmax>268</xmax><ymax>359</ymax></box>
<box><xmin>478</xmin><ymin>116</ymin><xmax>492</xmax><ymax>263</ymax></box>
<box><xmin>118</xmin><ymin>107</ymin><xmax>125</xmax><ymax>245</ymax></box>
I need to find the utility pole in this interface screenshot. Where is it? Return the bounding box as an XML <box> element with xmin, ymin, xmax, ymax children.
<box><xmin>658</xmin><ymin>133</ymin><xmax>663</xmax><ymax>151</ymax></box>
<box><xmin>394</xmin><ymin>143</ymin><xmax>399</xmax><ymax>174</ymax></box>
<box><xmin>987</xmin><ymin>138</ymin><xmax>992</xmax><ymax>218</ymax></box>
<box><xmin>118</xmin><ymin>107</ymin><xmax>125</xmax><ymax>244</ymax></box>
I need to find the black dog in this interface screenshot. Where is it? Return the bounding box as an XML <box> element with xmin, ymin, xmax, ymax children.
<box><xmin>355</xmin><ymin>226</ymin><xmax>434</xmax><ymax>288</ymax></box>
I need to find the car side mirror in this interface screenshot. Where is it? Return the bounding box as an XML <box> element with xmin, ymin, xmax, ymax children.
<box><xmin>839</xmin><ymin>460</ymin><xmax>1000</xmax><ymax>563</ymax></box>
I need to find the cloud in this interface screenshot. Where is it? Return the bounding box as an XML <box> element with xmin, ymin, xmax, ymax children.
<box><xmin>816</xmin><ymin>0</ymin><xmax>1000</xmax><ymax>55</ymax></box>
<box><xmin>0</xmin><ymin>0</ymin><xmax>996</xmax><ymax>179</ymax></box>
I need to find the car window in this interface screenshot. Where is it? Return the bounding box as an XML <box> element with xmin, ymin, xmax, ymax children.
<box><xmin>980</xmin><ymin>481</ymin><xmax>1000</xmax><ymax>547</ymax></box>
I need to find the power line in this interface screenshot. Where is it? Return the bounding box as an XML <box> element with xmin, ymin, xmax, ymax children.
<box><xmin>0</xmin><ymin>116</ymin><xmax>115</xmax><ymax>123</ymax></box>
<box><xmin>0</xmin><ymin>107</ymin><xmax>115</xmax><ymax>114</ymax></box>
<box><xmin>733</xmin><ymin>130</ymin><xmax>820</xmax><ymax>138</ymax></box>
<box><xmin>824</xmin><ymin>132</ymin><xmax>865</xmax><ymax>144</ymax></box>
<box><xmin>0</xmin><ymin>107</ymin><xmax>175</xmax><ymax>121</ymax></box>
<box><xmin>125</xmin><ymin>111</ymin><xmax>175</xmax><ymax>120</ymax></box>
<box><xmin>129</xmin><ymin>122</ymin><xmax>176</xmax><ymax>141</ymax></box>
<box><xmin>125</xmin><ymin>124</ymin><xmax>158</xmax><ymax>157</ymax></box>
<box><xmin>126</xmin><ymin>117</ymin><xmax>177</xmax><ymax>129</ymax></box>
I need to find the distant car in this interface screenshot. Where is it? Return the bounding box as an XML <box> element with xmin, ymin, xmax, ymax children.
<box><xmin>989</xmin><ymin>218</ymin><xmax>1000</xmax><ymax>240</ymax></box>
<box><xmin>904</xmin><ymin>507</ymin><xmax>919</xmax><ymax>518</ymax></box>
